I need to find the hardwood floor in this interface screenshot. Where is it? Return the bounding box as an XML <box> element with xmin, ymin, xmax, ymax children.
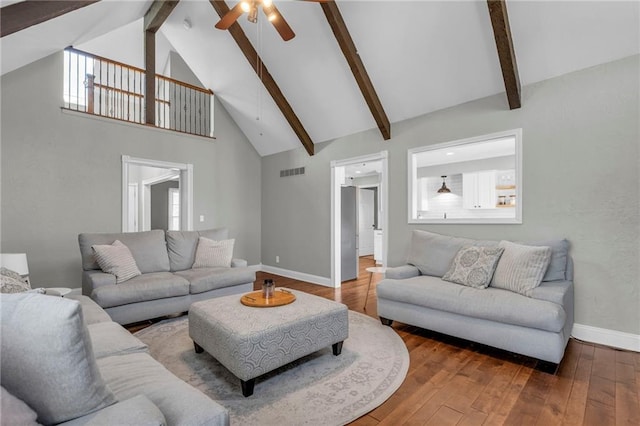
<box><xmin>254</xmin><ymin>256</ymin><xmax>640</xmax><ymax>426</ymax></box>
<box><xmin>128</xmin><ymin>255</ymin><xmax>639</xmax><ymax>425</ymax></box>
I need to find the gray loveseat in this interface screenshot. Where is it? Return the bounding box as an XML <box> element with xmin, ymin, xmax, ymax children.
<box><xmin>79</xmin><ymin>228</ymin><xmax>255</xmax><ymax>325</ymax></box>
<box><xmin>1</xmin><ymin>292</ymin><xmax>228</xmax><ymax>425</ymax></box>
<box><xmin>377</xmin><ymin>230</ymin><xmax>573</xmax><ymax>367</ymax></box>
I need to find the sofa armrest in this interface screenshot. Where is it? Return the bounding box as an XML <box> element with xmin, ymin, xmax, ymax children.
<box><xmin>82</xmin><ymin>271</ymin><xmax>116</xmax><ymax>296</ymax></box>
<box><xmin>57</xmin><ymin>395</ymin><xmax>166</xmax><ymax>426</ymax></box>
<box><xmin>231</xmin><ymin>258</ymin><xmax>248</xmax><ymax>268</ymax></box>
<box><xmin>385</xmin><ymin>265</ymin><xmax>421</xmax><ymax>280</ymax></box>
<box><xmin>531</xmin><ymin>280</ymin><xmax>573</xmax><ymax>307</ymax></box>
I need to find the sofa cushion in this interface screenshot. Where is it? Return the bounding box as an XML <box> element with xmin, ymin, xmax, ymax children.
<box><xmin>57</xmin><ymin>395</ymin><xmax>166</xmax><ymax>426</ymax></box>
<box><xmin>442</xmin><ymin>245</ymin><xmax>504</xmax><ymax>289</ymax></box>
<box><xmin>1</xmin><ymin>386</ymin><xmax>39</xmax><ymax>426</ymax></box>
<box><xmin>176</xmin><ymin>267</ymin><xmax>256</xmax><ymax>294</ymax></box>
<box><xmin>377</xmin><ymin>276</ymin><xmax>566</xmax><ymax>333</ymax></box>
<box><xmin>192</xmin><ymin>237</ymin><xmax>235</xmax><ymax>268</ymax></box>
<box><xmin>91</xmin><ymin>272</ymin><xmax>190</xmax><ymax>309</ymax></box>
<box><xmin>0</xmin><ymin>293</ymin><xmax>117</xmax><ymax>424</ymax></box>
<box><xmin>87</xmin><ymin>322</ymin><xmax>148</xmax><ymax>358</ymax></box>
<box><xmin>491</xmin><ymin>241</ymin><xmax>552</xmax><ymax>296</ymax></box>
<box><xmin>166</xmin><ymin>228</ymin><xmax>229</xmax><ymax>272</ymax></box>
<box><xmin>97</xmin><ymin>352</ymin><xmax>229</xmax><ymax>426</ymax></box>
<box><xmin>79</xmin><ymin>230</ymin><xmax>170</xmax><ymax>274</ymax></box>
<box><xmin>406</xmin><ymin>230</ymin><xmax>494</xmax><ymax>277</ymax></box>
<box><xmin>92</xmin><ymin>240</ymin><xmax>142</xmax><ymax>283</ymax></box>
<box><xmin>525</xmin><ymin>239</ymin><xmax>570</xmax><ymax>282</ymax></box>
<box><xmin>66</xmin><ymin>294</ymin><xmax>113</xmax><ymax>325</ymax></box>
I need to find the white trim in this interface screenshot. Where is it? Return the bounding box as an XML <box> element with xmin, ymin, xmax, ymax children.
<box><xmin>261</xmin><ymin>264</ymin><xmax>332</xmax><ymax>288</ymax></box>
<box><xmin>572</xmin><ymin>323</ymin><xmax>640</xmax><ymax>352</ymax></box>
<box><xmin>331</xmin><ymin>151</ymin><xmax>389</xmax><ymax>288</ymax></box>
<box><xmin>122</xmin><ymin>156</ymin><xmax>193</xmax><ymax>232</ymax></box>
<box><xmin>407</xmin><ymin>128</ymin><xmax>522</xmax><ymax>225</ymax></box>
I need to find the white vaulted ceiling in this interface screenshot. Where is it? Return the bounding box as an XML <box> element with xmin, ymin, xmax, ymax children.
<box><xmin>2</xmin><ymin>0</ymin><xmax>639</xmax><ymax>156</ymax></box>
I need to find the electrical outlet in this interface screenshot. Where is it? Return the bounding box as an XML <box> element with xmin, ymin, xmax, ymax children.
<box><xmin>276</xmin><ymin>256</ymin><xmax>280</xmax><ymax>264</ymax></box>
<box><xmin>199</xmin><ymin>215</ymin><xmax>204</xmax><ymax>222</ymax></box>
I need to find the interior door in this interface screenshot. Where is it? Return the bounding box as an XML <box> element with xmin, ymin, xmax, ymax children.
<box><xmin>341</xmin><ymin>186</ymin><xmax>358</xmax><ymax>282</ymax></box>
<box><xmin>358</xmin><ymin>188</ymin><xmax>375</xmax><ymax>256</ymax></box>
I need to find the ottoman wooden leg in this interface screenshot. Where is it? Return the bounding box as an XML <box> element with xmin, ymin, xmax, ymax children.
<box><xmin>332</xmin><ymin>341</ymin><xmax>344</xmax><ymax>356</ymax></box>
<box><xmin>241</xmin><ymin>378</ymin><xmax>255</xmax><ymax>397</ymax></box>
<box><xmin>194</xmin><ymin>342</ymin><xmax>204</xmax><ymax>353</ymax></box>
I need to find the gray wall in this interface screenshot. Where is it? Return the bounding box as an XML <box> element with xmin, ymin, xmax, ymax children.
<box><xmin>1</xmin><ymin>51</ymin><xmax>261</xmax><ymax>288</ymax></box>
<box><xmin>150</xmin><ymin>180</ymin><xmax>179</xmax><ymax>231</ymax></box>
<box><xmin>262</xmin><ymin>55</ymin><xmax>640</xmax><ymax>335</ymax></box>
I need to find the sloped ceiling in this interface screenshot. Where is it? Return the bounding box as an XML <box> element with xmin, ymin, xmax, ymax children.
<box><xmin>1</xmin><ymin>0</ymin><xmax>639</xmax><ymax>157</ymax></box>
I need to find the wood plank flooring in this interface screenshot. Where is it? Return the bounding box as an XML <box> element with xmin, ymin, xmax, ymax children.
<box><xmin>128</xmin><ymin>255</ymin><xmax>640</xmax><ymax>425</ymax></box>
<box><xmin>254</xmin><ymin>256</ymin><xmax>640</xmax><ymax>425</ymax></box>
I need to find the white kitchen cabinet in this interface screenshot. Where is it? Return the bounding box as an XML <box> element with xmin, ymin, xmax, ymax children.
<box><xmin>463</xmin><ymin>171</ymin><xmax>497</xmax><ymax>209</ymax></box>
<box><xmin>374</xmin><ymin>230</ymin><xmax>383</xmax><ymax>265</ymax></box>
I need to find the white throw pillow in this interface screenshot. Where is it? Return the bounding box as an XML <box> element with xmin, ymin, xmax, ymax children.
<box><xmin>92</xmin><ymin>240</ymin><xmax>141</xmax><ymax>283</ymax></box>
<box><xmin>491</xmin><ymin>241</ymin><xmax>552</xmax><ymax>296</ymax></box>
<box><xmin>192</xmin><ymin>237</ymin><xmax>235</xmax><ymax>268</ymax></box>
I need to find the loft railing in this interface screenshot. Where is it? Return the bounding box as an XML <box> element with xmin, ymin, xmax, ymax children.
<box><xmin>63</xmin><ymin>47</ymin><xmax>214</xmax><ymax>138</ymax></box>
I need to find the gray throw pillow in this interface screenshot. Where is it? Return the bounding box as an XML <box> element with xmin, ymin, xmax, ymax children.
<box><xmin>491</xmin><ymin>241</ymin><xmax>552</xmax><ymax>296</ymax></box>
<box><xmin>442</xmin><ymin>245</ymin><xmax>505</xmax><ymax>289</ymax></box>
<box><xmin>1</xmin><ymin>293</ymin><xmax>117</xmax><ymax>424</ymax></box>
<box><xmin>0</xmin><ymin>268</ymin><xmax>30</xmax><ymax>294</ymax></box>
<box><xmin>92</xmin><ymin>240</ymin><xmax>141</xmax><ymax>283</ymax></box>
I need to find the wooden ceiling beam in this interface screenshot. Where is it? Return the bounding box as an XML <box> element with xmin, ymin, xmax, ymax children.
<box><xmin>144</xmin><ymin>0</ymin><xmax>180</xmax><ymax>33</ymax></box>
<box><xmin>143</xmin><ymin>1</ymin><xmax>179</xmax><ymax>125</ymax></box>
<box><xmin>487</xmin><ymin>0</ymin><xmax>521</xmax><ymax>109</ymax></box>
<box><xmin>1</xmin><ymin>1</ymin><xmax>100</xmax><ymax>38</ymax></box>
<box><xmin>209</xmin><ymin>0</ymin><xmax>315</xmax><ymax>156</ymax></box>
<box><xmin>320</xmin><ymin>1</ymin><xmax>391</xmax><ymax>140</ymax></box>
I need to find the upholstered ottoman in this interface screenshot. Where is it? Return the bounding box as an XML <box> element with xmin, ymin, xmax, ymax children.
<box><xmin>189</xmin><ymin>289</ymin><xmax>349</xmax><ymax>396</ymax></box>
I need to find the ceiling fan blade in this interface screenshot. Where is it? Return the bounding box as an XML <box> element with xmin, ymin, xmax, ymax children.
<box><xmin>263</xmin><ymin>3</ymin><xmax>295</xmax><ymax>41</ymax></box>
<box><xmin>215</xmin><ymin>2</ymin><xmax>245</xmax><ymax>30</ymax></box>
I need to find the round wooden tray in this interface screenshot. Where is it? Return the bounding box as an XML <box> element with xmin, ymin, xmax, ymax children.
<box><xmin>240</xmin><ymin>289</ymin><xmax>296</xmax><ymax>308</ymax></box>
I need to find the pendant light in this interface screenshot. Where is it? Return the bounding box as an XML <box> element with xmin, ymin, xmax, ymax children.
<box><xmin>437</xmin><ymin>176</ymin><xmax>451</xmax><ymax>193</ymax></box>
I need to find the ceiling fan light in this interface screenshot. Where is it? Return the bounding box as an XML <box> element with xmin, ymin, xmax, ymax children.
<box><xmin>263</xmin><ymin>0</ymin><xmax>273</xmax><ymax>7</ymax></box>
<box><xmin>267</xmin><ymin>12</ymin><xmax>277</xmax><ymax>21</ymax></box>
<box><xmin>240</xmin><ymin>1</ymin><xmax>251</xmax><ymax>13</ymax></box>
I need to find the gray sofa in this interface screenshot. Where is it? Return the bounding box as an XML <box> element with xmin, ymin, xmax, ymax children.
<box><xmin>78</xmin><ymin>228</ymin><xmax>255</xmax><ymax>325</ymax></box>
<box><xmin>377</xmin><ymin>230</ymin><xmax>574</xmax><ymax>367</ymax></box>
<box><xmin>1</xmin><ymin>292</ymin><xmax>228</xmax><ymax>425</ymax></box>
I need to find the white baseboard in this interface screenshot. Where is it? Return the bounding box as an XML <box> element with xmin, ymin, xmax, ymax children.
<box><xmin>572</xmin><ymin>323</ymin><xmax>640</xmax><ymax>352</ymax></box>
<box><xmin>259</xmin><ymin>264</ymin><xmax>333</xmax><ymax>288</ymax></box>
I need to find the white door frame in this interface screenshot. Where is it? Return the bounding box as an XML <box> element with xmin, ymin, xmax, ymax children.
<box><xmin>331</xmin><ymin>151</ymin><xmax>388</xmax><ymax>288</ymax></box>
<box><xmin>122</xmin><ymin>155</ymin><xmax>193</xmax><ymax>232</ymax></box>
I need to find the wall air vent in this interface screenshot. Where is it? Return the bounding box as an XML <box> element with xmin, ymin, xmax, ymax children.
<box><xmin>280</xmin><ymin>167</ymin><xmax>305</xmax><ymax>177</ymax></box>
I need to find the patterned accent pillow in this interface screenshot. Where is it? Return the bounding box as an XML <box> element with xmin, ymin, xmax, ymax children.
<box><xmin>0</xmin><ymin>268</ymin><xmax>31</xmax><ymax>294</ymax></box>
<box><xmin>192</xmin><ymin>237</ymin><xmax>235</xmax><ymax>268</ymax></box>
<box><xmin>491</xmin><ymin>240</ymin><xmax>552</xmax><ymax>296</ymax></box>
<box><xmin>91</xmin><ymin>240</ymin><xmax>141</xmax><ymax>283</ymax></box>
<box><xmin>442</xmin><ymin>245</ymin><xmax>505</xmax><ymax>289</ymax></box>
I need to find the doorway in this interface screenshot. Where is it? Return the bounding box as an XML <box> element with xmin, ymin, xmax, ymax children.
<box><xmin>122</xmin><ymin>156</ymin><xmax>193</xmax><ymax>232</ymax></box>
<box><xmin>331</xmin><ymin>151</ymin><xmax>388</xmax><ymax>288</ymax></box>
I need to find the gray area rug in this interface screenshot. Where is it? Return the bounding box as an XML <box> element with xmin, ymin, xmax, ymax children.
<box><xmin>135</xmin><ymin>311</ymin><xmax>409</xmax><ymax>425</ymax></box>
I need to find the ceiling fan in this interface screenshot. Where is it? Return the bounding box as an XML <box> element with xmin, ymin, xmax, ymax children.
<box><xmin>215</xmin><ymin>0</ymin><xmax>326</xmax><ymax>41</ymax></box>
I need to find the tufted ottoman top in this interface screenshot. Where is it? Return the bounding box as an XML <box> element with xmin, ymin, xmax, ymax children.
<box><xmin>188</xmin><ymin>289</ymin><xmax>349</xmax><ymax>382</ymax></box>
